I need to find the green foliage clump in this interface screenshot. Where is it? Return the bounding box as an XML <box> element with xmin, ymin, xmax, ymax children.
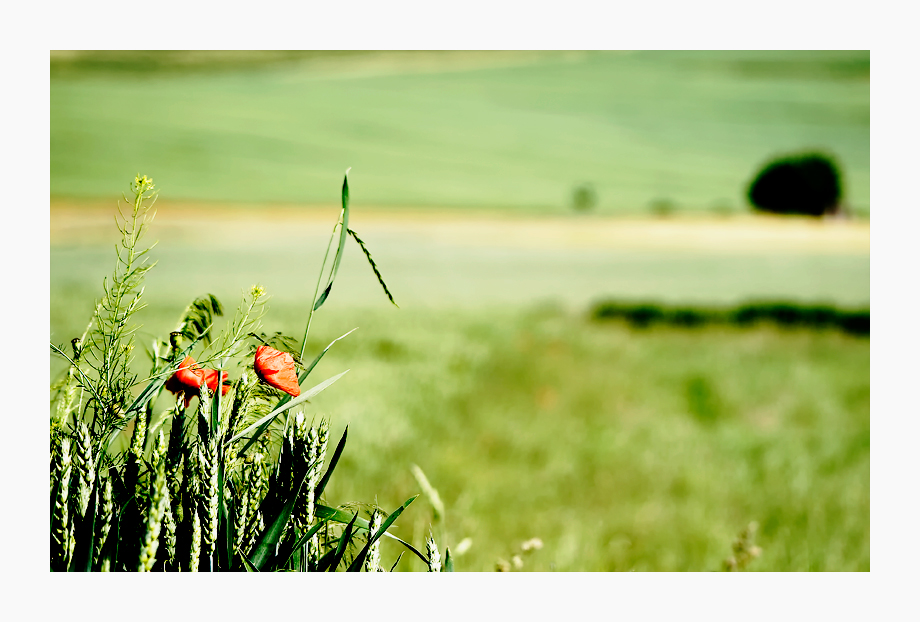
<box><xmin>747</xmin><ymin>152</ymin><xmax>843</xmax><ymax>217</ymax></box>
<box><xmin>49</xmin><ymin>174</ymin><xmax>436</xmax><ymax>572</ymax></box>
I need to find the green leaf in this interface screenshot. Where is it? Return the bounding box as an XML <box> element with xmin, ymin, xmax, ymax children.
<box><xmin>347</xmin><ymin>495</ymin><xmax>418</xmax><ymax>572</ymax></box>
<box><xmin>312</xmin><ymin>171</ymin><xmax>350</xmax><ymax>312</ymax></box>
<box><xmin>315</xmin><ymin>501</ymin><xmax>429</xmax><ymax>564</ymax></box>
<box><xmin>279</xmin><ymin>518</ymin><xmax>331</xmax><ymax>567</ymax></box>
<box><xmin>314</xmin><ymin>426</ymin><xmax>347</xmax><ymax>499</ymax></box>
<box><xmin>240</xmin><ymin>551</ymin><xmax>259</xmax><ymax>572</ymax></box>
<box><xmin>444</xmin><ymin>546</ymin><xmax>454</xmax><ymax>572</ymax></box>
<box><xmin>71</xmin><ymin>481</ymin><xmax>98</xmax><ymax>572</ymax></box>
<box><xmin>107</xmin><ymin>339</ymin><xmax>200</xmax><ymax>450</ymax></box>
<box><xmin>299</xmin><ymin>328</ymin><xmax>357</xmax><ymax>383</ymax></box>
<box><xmin>175</xmin><ymin>294</ymin><xmax>223</xmax><ymax>346</ymax></box>
<box><xmin>218</xmin><ymin>463</ymin><xmax>233</xmax><ymax>571</ymax></box>
<box><xmin>248</xmin><ymin>470</ymin><xmax>310</xmax><ymax>570</ymax></box>
<box><xmin>269</xmin><ymin>327</ymin><xmax>357</xmax><ymax>416</ymax></box>
<box><xmin>390</xmin><ymin>552</ymin><xmax>404</xmax><ymax>572</ymax></box>
<box><xmin>210</xmin><ymin>367</ymin><xmax>221</xmax><ymax>435</ymax></box>
<box><xmin>228</xmin><ymin>370</ymin><xmax>349</xmax><ymax>452</ymax></box>
<box><xmin>325</xmin><ymin>512</ymin><xmax>358</xmax><ymax>572</ymax></box>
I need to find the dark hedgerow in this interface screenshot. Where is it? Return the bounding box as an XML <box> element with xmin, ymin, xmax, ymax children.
<box><xmin>592</xmin><ymin>300</ymin><xmax>869</xmax><ymax>337</ymax></box>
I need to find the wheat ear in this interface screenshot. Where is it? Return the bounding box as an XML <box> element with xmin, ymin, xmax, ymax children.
<box><xmin>93</xmin><ymin>477</ymin><xmax>113</xmax><ymax>567</ymax></box>
<box><xmin>365</xmin><ymin>509</ymin><xmax>383</xmax><ymax>572</ymax></box>
<box><xmin>189</xmin><ymin>508</ymin><xmax>201</xmax><ymax>572</ymax></box>
<box><xmin>74</xmin><ymin>421</ymin><xmax>95</xmax><ymax>517</ymax></box>
<box><xmin>52</xmin><ymin>437</ymin><xmax>73</xmax><ymax>569</ymax></box>
<box><xmin>138</xmin><ymin>456</ymin><xmax>168</xmax><ymax>571</ymax></box>
<box><xmin>426</xmin><ymin>532</ymin><xmax>441</xmax><ymax>572</ymax></box>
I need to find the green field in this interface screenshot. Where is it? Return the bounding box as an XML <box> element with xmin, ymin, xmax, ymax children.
<box><xmin>50</xmin><ymin>51</ymin><xmax>870</xmax><ymax>571</ymax></box>
<box><xmin>50</xmin><ymin>292</ymin><xmax>870</xmax><ymax>571</ymax></box>
<box><xmin>49</xmin><ymin>206</ymin><xmax>869</xmax><ymax>571</ymax></box>
<box><xmin>51</xmin><ymin>50</ymin><xmax>870</xmax><ymax>215</ymax></box>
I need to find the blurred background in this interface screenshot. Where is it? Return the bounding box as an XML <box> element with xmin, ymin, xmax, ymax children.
<box><xmin>50</xmin><ymin>50</ymin><xmax>869</xmax><ymax>571</ymax></box>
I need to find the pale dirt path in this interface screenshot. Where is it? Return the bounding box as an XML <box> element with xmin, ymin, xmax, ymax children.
<box><xmin>50</xmin><ymin>200</ymin><xmax>870</xmax><ymax>312</ymax></box>
<box><xmin>51</xmin><ymin>199</ymin><xmax>869</xmax><ymax>254</ymax></box>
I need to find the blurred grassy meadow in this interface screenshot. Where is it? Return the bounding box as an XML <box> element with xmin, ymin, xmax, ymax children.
<box><xmin>50</xmin><ymin>50</ymin><xmax>869</xmax><ymax>571</ymax></box>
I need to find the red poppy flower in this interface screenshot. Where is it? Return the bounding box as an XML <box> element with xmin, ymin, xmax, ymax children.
<box><xmin>254</xmin><ymin>345</ymin><xmax>301</xmax><ymax>397</ymax></box>
<box><xmin>202</xmin><ymin>368</ymin><xmax>231</xmax><ymax>396</ymax></box>
<box><xmin>165</xmin><ymin>355</ymin><xmax>230</xmax><ymax>408</ymax></box>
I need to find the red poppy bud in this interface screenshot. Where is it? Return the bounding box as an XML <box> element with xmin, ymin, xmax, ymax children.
<box><xmin>254</xmin><ymin>345</ymin><xmax>301</xmax><ymax>397</ymax></box>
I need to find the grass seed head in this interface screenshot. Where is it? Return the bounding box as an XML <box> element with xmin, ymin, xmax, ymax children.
<box><xmin>138</xmin><ymin>457</ymin><xmax>168</xmax><ymax>571</ymax></box>
<box><xmin>426</xmin><ymin>532</ymin><xmax>441</xmax><ymax>572</ymax></box>
<box><xmin>365</xmin><ymin>508</ymin><xmax>383</xmax><ymax>573</ymax></box>
<box><xmin>189</xmin><ymin>507</ymin><xmax>202</xmax><ymax>572</ymax></box>
<box><xmin>129</xmin><ymin>411</ymin><xmax>147</xmax><ymax>460</ymax></box>
<box><xmin>74</xmin><ymin>421</ymin><xmax>95</xmax><ymax>517</ymax></box>
<box><xmin>52</xmin><ymin>438</ymin><xmax>74</xmax><ymax>569</ymax></box>
<box><xmin>94</xmin><ymin>477</ymin><xmax>113</xmax><ymax>567</ymax></box>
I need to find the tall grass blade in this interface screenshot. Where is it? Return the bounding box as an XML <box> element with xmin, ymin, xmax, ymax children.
<box><xmin>300</xmin><ymin>328</ymin><xmax>357</xmax><ymax>383</ymax></box>
<box><xmin>314</xmin><ymin>503</ymin><xmax>429</xmax><ymax>563</ymax></box>
<box><xmin>347</xmin><ymin>495</ymin><xmax>419</xmax><ymax>571</ymax></box>
<box><xmin>313</xmin><ymin>172</ymin><xmax>350</xmax><ymax>312</ymax></box>
<box><xmin>390</xmin><ymin>552</ymin><xmax>404</xmax><ymax>572</ymax></box>
<box><xmin>279</xmin><ymin>518</ymin><xmax>330</xmax><ymax>567</ymax></box>
<box><xmin>314</xmin><ymin>426</ymin><xmax>347</xmax><ymax>499</ymax></box>
<box><xmin>443</xmin><ymin>546</ymin><xmax>454</xmax><ymax>572</ymax></box>
<box><xmin>325</xmin><ymin>512</ymin><xmax>358</xmax><ymax>572</ymax></box>
<box><xmin>271</xmin><ymin>328</ymin><xmax>357</xmax><ymax>414</ymax></box>
<box><xmin>239</xmin><ymin>551</ymin><xmax>259</xmax><ymax>572</ymax></box>
<box><xmin>72</xmin><ymin>481</ymin><xmax>98</xmax><ymax>572</ymax></box>
<box><xmin>217</xmin><ymin>462</ymin><xmax>233</xmax><ymax>571</ymax></box>
<box><xmin>229</xmin><ymin>370</ymin><xmax>349</xmax><ymax>452</ymax></box>
<box><xmin>248</xmin><ymin>470</ymin><xmax>310</xmax><ymax>570</ymax></box>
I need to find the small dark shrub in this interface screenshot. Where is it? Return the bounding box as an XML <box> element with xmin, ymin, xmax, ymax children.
<box><xmin>685</xmin><ymin>375</ymin><xmax>722</xmax><ymax>424</ymax></box>
<box><xmin>571</xmin><ymin>183</ymin><xmax>597</xmax><ymax>212</ymax></box>
<box><xmin>747</xmin><ymin>152</ymin><xmax>842</xmax><ymax>216</ymax></box>
<box><xmin>649</xmin><ymin>198</ymin><xmax>676</xmax><ymax>217</ymax></box>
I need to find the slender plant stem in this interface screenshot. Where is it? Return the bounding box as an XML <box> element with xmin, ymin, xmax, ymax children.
<box><xmin>299</xmin><ymin>218</ymin><xmax>340</xmax><ymax>360</ymax></box>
